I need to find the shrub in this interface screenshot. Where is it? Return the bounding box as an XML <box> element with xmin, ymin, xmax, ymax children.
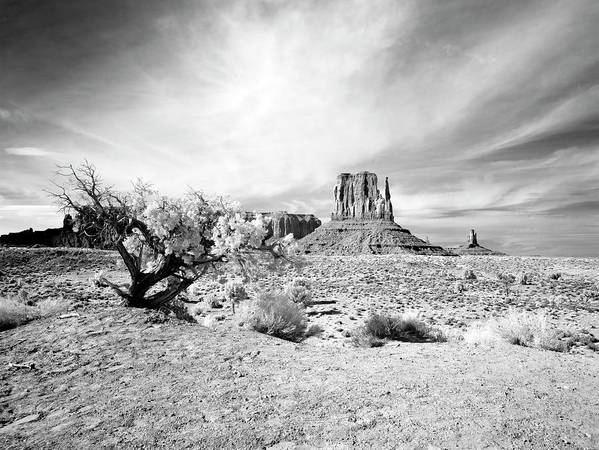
<box><xmin>0</xmin><ymin>296</ymin><xmax>70</xmax><ymax>331</ymax></box>
<box><xmin>351</xmin><ymin>327</ymin><xmax>386</xmax><ymax>348</ymax></box>
<box><xmin>224</xmin><ymin>280</ymin><xmax>247</xmax><ymax>302</ymax></box>
<box><xmin>353</xmin><ymin>312</ymin><xmax>447</xmax><ymax>347</ymax></box>
<box><xmin>517</xmin><ymin>272</ymin><xmax>533</xmax><ymax>285</ymax></box>
<box><xmin>463</xmin><ymin>269</ymin><xmax>476</xmax><ymax>280</ymax></box>
<box><xmin>0</xmin><ymin>297</ymin><xmax>39</xmax><ymax>331</ymax></box>
<box><xmin>37</xmin><ymin>298</ymin><xmax>70</xmax><ymax>317</ymax></box>
<box><xmin>284</xmin><ymin>277</ymin><xmax>312</xmax><ymax>306</ymax></box>
<box><xmin>464</xmin><ymin>310</ymin><xmax>573</xmax><ymax>352</ymax></box>
<box><xmin>549</xmin><ymin>272</ymin><xmax>562</xmax><ymax>280</ymax></box>
<box><xmin>243</xmin><ymin>292</ymin><xmax>307</xmax><ymax>341</ymax></box>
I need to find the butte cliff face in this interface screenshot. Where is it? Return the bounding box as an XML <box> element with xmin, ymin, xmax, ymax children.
<box><xmin>332</xmin><ymin>172</ymin><xmax>393</xmax><ymax>221</ymax></box>
<box><xmin>0</xmin><ymin>214</ymin><xmax>115</xmax><ymax>249</ymax></box>
<box><xmin>298</xmin><ymin>172</ymin><xmax>451</xmax><ymax>255</ymax></box>
<box><xmin>449</xmin><ymin>229</ymin><xmax>506</xmax><ymax>255</ymax></box>
<box><xmin>242</xmin><ymin>212</ymin><xmax>321</xmax><ymax>240</ymax></box>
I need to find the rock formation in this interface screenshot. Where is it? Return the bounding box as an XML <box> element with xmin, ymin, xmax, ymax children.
<box><xmin>449</xmin><ymin>229</ymin><xmax>505</xmax><ymax>255</ymax></box>
<box><xmin>0</xmin><ymin>214</ymin><xmax>114</xmax><ymax>249</ymax></box>
<box><xmin>297</xmin><ymin>172</ymin><xmax>452</xmax><ymax>255</ymax></box>
<box><xmin>243</xmin><ymin>212</ymin><xmax>321</xmax><ymax>240</ymax></box>
<box><xmin>332</xmin><ymin>172</ymin><xmax>393</xmax><ymax>221</ymax></box>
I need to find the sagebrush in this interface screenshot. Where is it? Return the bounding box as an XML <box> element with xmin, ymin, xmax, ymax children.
<box><xmin>0</xmin><ymin>296</ymin><xmax>70</xmax><ymax>331</ymax></box>
<box><xmin>353</xmin><ymin>312</ymin><xmax>447</xmax><ymax>347</ymax></box>
<box><xmin>464</xmin><ymin>310</ymin><xmax>572</xmax><ymax>352</ymax></box>
<box><xmin>240</xmin><ymin>292</ymin><xmax>307</xmax><ymax>341</ymax></box>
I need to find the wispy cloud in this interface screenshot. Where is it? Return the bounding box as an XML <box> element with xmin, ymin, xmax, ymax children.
<box><xmin>0</xmin><ymin>0</ymin><xmax>598</xmax><ymax>255</ymax></box>
<box><xmin>4</xmin><ymin>147</ymin><xmax>54</xmax><ymax>156</ymax></box>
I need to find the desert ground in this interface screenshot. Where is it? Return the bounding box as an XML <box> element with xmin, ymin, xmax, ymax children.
<box><xmin>1</xmin><ymin>247</ymin><xmax>599</xmax><ymax>448</ymax></box>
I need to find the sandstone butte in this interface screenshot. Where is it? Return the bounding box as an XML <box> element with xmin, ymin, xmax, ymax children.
<box><xmin>297</xmin><ymin>171</ymin><xmax>452</xmax><ymax>255</ymax></box>
<box><xmin>449</xmin><ymin>229</ymin><xmax>506</xmax><ymax>256</ymax></box>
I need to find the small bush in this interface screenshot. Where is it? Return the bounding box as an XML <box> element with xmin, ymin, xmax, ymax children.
<box><xmin>243</xmin><ymin>292</ymin><xmax>307</xmax><ymax>341</ymax></box>
<box><xmin>549</xmin><ymin>272</ymin><xmax>562</xmax><ymax>280</ymax></box>
<box><xmin>0</xmin><ymin>296</ymin><xmax>70</xmax><ymax>331</ymax></box>
<box><xmin>0</xmin><ymin>297</ymin><xmax>39</xmax><ymax>331</ymax></box>
<box><xmin>351</xmin><ymin>327</ymin><xmax>386</xmax><ymax>348</ymax></box>
<box><xmin>463</xmin><ymin>269</ymin><xmax>476</xmax><ymax>280</ymax></box>
<box><xmin>464</xmin><ymin>310</ymin><xmax>573</xmax><ymax>352</ymax></box>
<box><xmin>224</xmin><ymin>280</ymin><xmax>248</xmax><ymax>302</ymax></box>
<box><xmin>284</xmin><ymin>277</ymin><xmax>312</xmax><ymax>306</ymax></box>
<box><xmin>306</xmin><ymin>323</ymin><xmax>324</xmax><ymax>337</ymax></box>
<box><xmin>517</xmin><ymin>272</ymin><xmax>533</xmax><ymax>285</ymax></box>
<box><xmin>37</xmin><ymin>298</ymin><xmax>69</xmax><ymax>317</ymax></box>
<box><xmin>353</xmin><ymin>312</ymin><xmax>447</xmax><ymax>347</ymax></box>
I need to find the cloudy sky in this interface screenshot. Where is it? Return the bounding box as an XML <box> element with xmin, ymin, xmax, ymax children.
<box><xmin>1</xmin><ymin>0</ymin><xmax>598</xmax><ymax>256</ymax></box>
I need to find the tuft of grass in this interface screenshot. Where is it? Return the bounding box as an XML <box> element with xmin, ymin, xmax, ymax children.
<box><xmin>351</xmin><ymin>327</ymin><xmax>386</xmax><ymax>348</ymax></box>
<box><xmin>464</xmin><ymin>310</ymin><xmax>573</xmax><ymax>352</ymax></box>
<box><xmin>37</xmin><ymin>298</ymin><xmax>70</xmax><ymax>317</ymax></box>
<box><xmin>0</xmin><ymin>296</ymin><xmax>70</xmax><ymax>331</ymax></box>
<box><xmin>284</xmin><ymin>277</ymin><xmax>312</xmax><ymax>306</ymax></box>
<box><xmin>242</xmin><ymin>292</ymin><xmax>307</xmax><ymax>342</ymax></box>
<box><xmin>352</xmin><ymin>312</ymin><xmax>447</xmax><ymax>347</ymax></box>
<box><xmin>0</xmin><ymin>297</ymin><xmax>39</xmax><ymax>331</ymax></box>
<box><xmin>463</xmin><ymin>269</ymin><xmax>476</xmax><ymax>280</ymax></box>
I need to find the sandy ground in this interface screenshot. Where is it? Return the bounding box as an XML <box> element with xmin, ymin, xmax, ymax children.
<box><xmin>1</xmin><ymin>247</ymin><xmax>599</xmax><ymax>448</ymax></box>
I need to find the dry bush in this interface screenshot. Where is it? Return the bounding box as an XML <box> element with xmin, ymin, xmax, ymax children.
<box><xmin>517</xmin><ymin>272</ymin><xmax>533</xmax><ymax>285</ymax></box>
<box><xmin>351</xmin><ymin>327</ymin><xmax>386</xmax><ymax>348</ymax></box>
<box><xmin>240</xmin><ymin>292</ymin><xmax>307</xmax><ymax>342</ymax></box>
<box><xmin>0</xmin><ymin>296</ymin><xmax>70</xmax><ymax>331</ymax></box>
<box><xmin>37</xmin><ymin>298</ymin><xmax>70</xmax><ymax>317</ymax></box>
<box><xmin>224</xmin><ymin>280</ymin><xmax>247</xmax><ymax>302</ymax></box>
<box><xmin>284</xmin><ymin>277</ymin><xmax>312</xmax><ymax>306</ymax></box>
<box><xmin>353</xmin><ymin>312</ymin><xmax>447</xmax><ymax>347</ymax></box>
<box><xmin>0</xmin><ymin>297</ymin><xmax>39</xmax><ymax>331</ymax></box>
<box><xmin>464</xmin><ymin>310</ymin><xmax>572</xmax><ymax>352</ymax></box>
<box><xmin>463</xmin><ymin>269</ymin><xmax>476</xmax><ymax>280</ymax></box>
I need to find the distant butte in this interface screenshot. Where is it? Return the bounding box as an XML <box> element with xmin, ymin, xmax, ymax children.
<box><xmin>449</xmin><ymin>229</ymin><xmax>506</xmax><ymax>255</ymax></box>
<box><xmin>298</xmin><ymin>171</ymin><xmax>452</xmax><ymax>255</ymax></box>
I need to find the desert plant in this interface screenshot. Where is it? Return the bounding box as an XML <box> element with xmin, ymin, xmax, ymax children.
<box><xmin>351</xmin><ymin>326</ymin><xmax>386</xmax><ymax>348</ymax></box>
<box><xmin>497</xmin><ymin>273</ymin><xmax>516</xmax><ymax>296</ymax></box>
<box><xmin>242</xmin><ymin>292</ymin><xmax>307</xmax><ymax>341</ymax></box>
<box><xmin>284</xmin><ymin>277</ymin><xmax>312</xmax><ymax>306</ymax></box>
<box><xmin>224</xmin><ymin>279</ymin><xmax>247</xmax><ymax>313</ymax></box>
<box><xmin>463</xmin><ymin>269</ymin><xmax>476</xmax><ymax>280</ymax></box>
<box><xmin>549</xmin><ymin>272</ymin><xmax>562</xmax><ymax>280</ymax></box>
<box><xmin>0</xmin><ymin>297</ymin><xmax>39</xmax><ymax>331</ymax></box>
<box><xmin>464</xmin><ymin>310</ymin><xmax>573</xmax><ymax>352</ymax></box>
<box><xmin>37</xmin><ymin>298</ymin><xmax>70</xmax><ymax>317</ymax></box>
<box><xmin>355</xmin><ymin>312</ymin><xmax>447</xmax><ymax>346</ymax></box>
<box><xmin>0</xmin><ymin>296</ymin><xmax>70</xmax><ymax>331</ymax></box>
<box><xmin>49</xmin><ymin>161</ymin><xmax>297</xmax><ymax>310</ymax></box>
<box><xmin>517</xmin><ymin>272</ymin><xmax>533</xmax><ymax>285</ymax></box>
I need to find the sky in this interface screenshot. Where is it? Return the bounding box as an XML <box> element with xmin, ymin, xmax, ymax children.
<box><xmin>0</xmin><ymin>0</ymin><xmax>598</xmax><ymax>256</ymax></box>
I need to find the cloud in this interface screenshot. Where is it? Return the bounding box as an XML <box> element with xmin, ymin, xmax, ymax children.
<box><xmin>4</xmin><ymin>147</ymin><xmax>53</xmax><ymax>156</ymax></box>
<box><xmin>0</xmin><ymin>0</ymin><xmax>598</xmax><ymax>255</ymax></box>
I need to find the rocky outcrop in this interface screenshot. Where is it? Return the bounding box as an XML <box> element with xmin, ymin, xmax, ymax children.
<box><xmin>332</xmin><ymin>172</ymin><xmax>393</xmax><ymax>221</ymax></box>
<box><xmin>243</xmin><ymin>212</ymin><xmax>321</xmax><ymax>240</ymax></box>
<box><xmin>449</xmin><ymin>229</ymin><xmax>505</xmax><ymax>255</ymax></box>
<box><xmin>0</xmin><ymin>214</ymin><xmax>114</xmax><ymax>249</ymax></box>
<box><xmin>298</xmin><ymin>172</ymin><xmax>451</xmax><ymax>255</ymax></box>
<box><xmin>468</xmin><ymin>229</ymin><xmax>478</xmax><ymax>247</ymax></box>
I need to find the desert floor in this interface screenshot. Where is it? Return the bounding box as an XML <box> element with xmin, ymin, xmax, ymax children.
<box><xmin>1</xmin><ymin>247</ymin><xmax>598</xmax><ymax>449</ymax></box>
